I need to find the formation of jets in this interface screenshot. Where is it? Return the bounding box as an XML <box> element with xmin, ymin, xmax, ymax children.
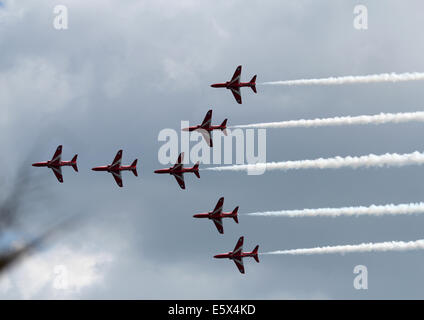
<box><xmin>33</xmin><ymin>147</ymin><xmax>138</xmax><ymax>187</ymax></box>
<box><xmin>30</xmin><ymin>66</ymin><xmax>260</xmax><ymax>274</ymax></box>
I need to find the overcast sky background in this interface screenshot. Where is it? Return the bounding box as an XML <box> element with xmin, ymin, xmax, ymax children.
<box><xmin>1</xmin><ymin>0</ymin><xmax>424</xmax><ymax>299</ymax></box>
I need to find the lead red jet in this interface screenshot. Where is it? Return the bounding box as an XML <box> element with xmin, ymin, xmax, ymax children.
<box><xmin>193</xmin><ymin>197</ymin><xmax>238</xmax><ymax>234</ymax></box>
<box><xmin>91</xmin><ymin>150</ymin><xmax>138</xmax><ymax>187</ymax></box>
<box><xmin>214</xmin><ymin>236</ymin><xmax>259</xmax><ymax>274</ymax></box>
<box><xmin>32</xmin><ymin>145</ymin><xmax>78</xmax><ymax>183</ymax></box>
<box><xmin>154</xmin><ymin>152</ymin><xmax>199</xmax><ymax>190</ymax></box>
<box><xmin>182</xmin><ymin>110</ymin><xmax>227</xmax><ymax>147</ymax></box>
<box><xmin>211</xmin><ymin>65</ymin><xmax>257</xmax><ymax>104</ymax></box>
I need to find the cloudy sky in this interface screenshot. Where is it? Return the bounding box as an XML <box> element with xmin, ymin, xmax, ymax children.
<box><xmin>1</xmin><ymin>0</ymin><xmax>424</xmax><ymax>299</ymax></box>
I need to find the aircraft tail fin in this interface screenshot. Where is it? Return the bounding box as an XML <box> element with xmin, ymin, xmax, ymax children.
<box><xmin>193</xmin><ymin>161</ymin><xmax>200</xmax><ymax>178</ymax></box>
<box><xmin>250</xmin><ymin>75</ymin><xmax>257</xmax><ymax>93</ymax></box>
<box><xmin>252</xmin><ymin>245</ymin><xmax>259</xmax><ymax>263</ymax></box>
<box><xmin>221</xmin><ymin>119</ymin><xmax>228</xmax><ymax>136</ymax></box>
<box><xmin>232</xmin><ymin>206</ymin><xmax>239</xmax><ymax>223</ymax></box>
<box><xmin>71</xmin><ymin>154</ymin><xmax>78</xmax><ymax>172</ymax></box>
<box><xmin>131</xmin><ymin>159</ymin><xmax>138</xmax><ymax>176</ymax></box>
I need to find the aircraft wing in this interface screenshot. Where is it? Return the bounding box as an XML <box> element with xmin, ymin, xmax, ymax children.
<box><xmin>51</xmin><ymin>166</ymin><xmax>63</xmax><ymax>183</ymax></box>
<box><xmin>172</xmin><ymin>172</ymin><xmax>185</xmax><ymax>189</ymax></box>
<box><xmin>212</xmin><ymin>197</ymin><xmax>224</xmax><ymax>215</ymax></box>
<box><xmin>233</xmin><ymin>236</ymin><xmax>244</xmax><ymax>255</ymax></box>
<box><xmin>233</xmin><ymin>257</ymin><xmax>245</xmax><ymax>274</ymax></box>
<box><xmin>229</xmin><ymin>65</ymin><xmax>241</xmax><ymax>85</ymax></box>
<box><xmin>172</xmin><ymin>152</ymin><xmax>184</xmax><ymax>170</ymax></box>
<box><xmin>50</xmin><ymin>145</ymin><xmax>62</xmax><ymax>165</ymax></box>
<box><xmin>111</xmin><ymin>171</ymin><xmax>123</xmax><ymax>187</ymax></box>
<box><xmin>199</xmin><ymin>129</ymin><xmax>213</xmax><ymax>147</ymax></box>
<box><xmin>212</xmin><ymin>217</ymin><xmax>224</xmax><ymax>234</ymax></box>
<box><xmin>230</xmin><ymin>87</ymin><xmax>242</xmax><ymax>104</ymax></box>
<box><xmin>110</xmin><ymin>150</ymin><xmax>122</xmax><ymax>170</ymax></box>
<box><xmin>201</xmin><ymin>110</ymin><xmax>212</xmax><ymax>128</ymax></box>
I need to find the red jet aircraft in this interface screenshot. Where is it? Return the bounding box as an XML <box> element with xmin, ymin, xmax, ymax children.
<box><xmin>32</xmin><ymin>145</ymin><xmax>78</xmax><ymax>183</ymax></box>
<box><xmin>91</xmin><ymin>150</ymin><xmax>138</xmax><ymax>187</ymax></box>
<box><xmin>193</xmin><ymin>197</ymin><xmax>238</xmax><ymax>234</ymax></box>
<box><xmin>154</xmin><ymin>152</ymin><xmax>199</xmax><ymax>190</ymax></box>
<box><xmin>182</xmin><ymin>110</ymin><xmax>227</xmax><ymax>147</ymax></box>
<box><xmin>214</xmin><ymin>236</ymin><xmax>259</xmax><ymax>274</ymax></box>
<box><xmin>211</xmin><ymin>65</ymin><xmax>257</xmax><ymax>104</ymax></box>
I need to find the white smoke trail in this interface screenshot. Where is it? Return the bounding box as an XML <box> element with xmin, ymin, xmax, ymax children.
<box><xmin>232</xmin><ymin>111</ymin><xmax>424</xmax><ymax>129</ymax></box>
<box><xmin>263</xmin><ymin>239</ymin><xmax>424</xmax><ymax>255</ymax></box>
<box><xmin>205</xmin><ymin>151</ymin><xmax>424</xmax><ymax>173</ymax></box>
<box><xmin>246</xmin><ymin>202</ymin><xmax>424</xmax><ymax>218</ymax></box>
<box><xmin>262</xmin><ymin>72</ymin><xmax>424</xmax><ymax>86</ymax></box>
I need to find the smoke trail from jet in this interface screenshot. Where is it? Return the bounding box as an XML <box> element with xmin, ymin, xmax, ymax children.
<box><xmin>261</xmin><ymin>72</ymin><xmax>424</xmax><ymax>86</ymax></box>
<box><xmin>246</xmin><ymin>202</ymin><xmax>424</xmax><ymax>218</ymax></box>
<box><xmin>262</xmin><ymin>239</ymin><xmax>424</xmax><ymax>255</ymax></box>
<box><xmin>205</xmin><ymin>151</ymin><xmax>424</xmax><ymax>173</ymax></box>
<box><xmin>232</xmin><ymin>111</ymin><xmax>424</xmax><ymax>129</ymax></box>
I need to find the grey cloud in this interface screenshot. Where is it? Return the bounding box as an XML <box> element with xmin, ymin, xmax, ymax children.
<box><xmin>1</xmin><ymin>0</ymin><xmax>424</xmax><ymax>299</ymax></box>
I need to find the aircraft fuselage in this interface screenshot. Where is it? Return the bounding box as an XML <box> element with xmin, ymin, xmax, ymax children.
<box><xmin>182</xmin><ymin>125</ymin><xmax>225</xmax><ymax>132</ymax></box>
<box><xmin>211</xmin><ymin>81</ymin><xmax>255</xmax><ymax>89</ymax></box>
<box><xmin>92</xmin><ymin>165</ymin><xmax>134</xmax><ymax>172</ymax></box>
<box><xmin>154</xmin><ymin>167</ymin><xmax>198</xmax><ymax>175</ymax></box>
<box><xmin>32</xmin><ymin>160</ymin><xmax>74</xmax><ymax>168</ymax></box>
<box><xmin>213</xmin><ymin>251</ymin><xmax>256</xmax><ymax>260</ymax></box>
<box><xmin>193</xmin><ymin>211</ymin><xmax>236</xmax><ymax>219</ymax></box>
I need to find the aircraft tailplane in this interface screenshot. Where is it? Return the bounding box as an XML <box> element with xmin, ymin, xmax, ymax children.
<box><xmin>131</xmin><ymin>159</ymin><xmax>138</xmax><ymax>176</ymax></box>
<box><xmin>252</xmin><ymin>245</ymin><xmax>259</xmax><ymax>263</ymax></box>
<box><xmin>232</xmin><ymin>206</ymin><xmax>239</xmax><ymax>223</ymax></box>
<box><xmin>250</xmin><ymin>75</ymin><xmax>257</xmax><ymax>93</ymax></box>
<box><xmin>71</xmin><ymin>155</ymin><xmax>78</xmax><ymax>172</ymax></box>
<box><xmin>221</xmin><ymin>119</ymin><xmax>228</xmax><ymax>136</ymax></box>
<box><xmin>193</xmin><ymin>161</ymin><xmax>200</xmax><ymax>178</ymax></box>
